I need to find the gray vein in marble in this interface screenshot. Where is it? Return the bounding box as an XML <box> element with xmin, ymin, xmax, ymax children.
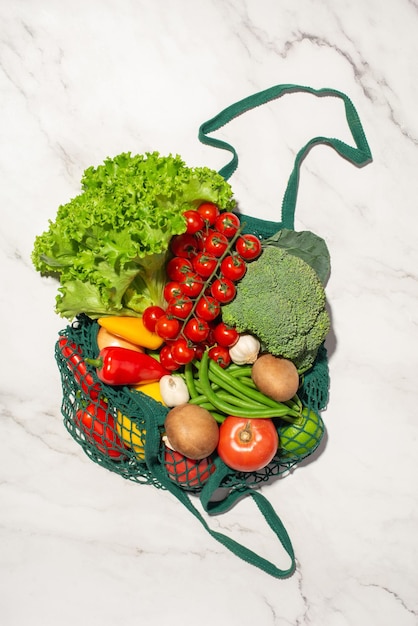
<box><xmin>361</xmin><ymin>582</ymin><xmax>418</xmax><ymax>619</ymax></box>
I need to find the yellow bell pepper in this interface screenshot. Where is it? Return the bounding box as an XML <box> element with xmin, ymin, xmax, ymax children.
<box><xmin>116</xmin><ymin>412</ymin><xmax>146</xmax><ymax>461</ymax></box>
<box><xmin>132</xmin><ymin>380</ymin><xmax>166</xmax><ymax>405</ymax></box>
<box><xmin>97</xmin><ymin>316</ymin><xmax>164</xmax><ymax>350</ymax></box>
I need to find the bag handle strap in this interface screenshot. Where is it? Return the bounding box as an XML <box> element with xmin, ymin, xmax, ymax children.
<box><xmin>145</xmin><ymin>418</ymin><xmax>295</xmax><ymax>579</ymax></box>
<box><xmin>198</xmin><ymin>84</ymin><xmax>372</xmax><ymax>229</ymax></box>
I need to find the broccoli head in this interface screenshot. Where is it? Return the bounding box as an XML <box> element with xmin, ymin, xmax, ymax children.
<box><xmin>222</xmin><ymin>245</ymin><xmax>330</xmax><ymax>373</ymax></box>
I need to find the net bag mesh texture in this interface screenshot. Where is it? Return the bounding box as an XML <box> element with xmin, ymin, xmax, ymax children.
<box><xmin>56</xmin><ymin>313</ymin><xmax>329</xmax><ymax>493</ymax></box>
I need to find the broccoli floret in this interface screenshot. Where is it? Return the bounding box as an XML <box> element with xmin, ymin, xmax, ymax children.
<box><xmin>222</xmin><ymin>246</ymin><xmax>330</xmax><ymax>373</ymax></box>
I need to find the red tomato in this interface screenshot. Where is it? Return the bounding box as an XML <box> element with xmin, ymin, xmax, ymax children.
<box><xmin>164</xmin><ymin>446</ymin><xmax>216</xmax><ymax>488</ymax></box>
<box><xmin>213</xmin><ymin>322</ymin><xmax>239</xmax><ymax>347</ymax></box>
<box><xmin>142</xmin><ymin>305</ymin><xmax>165</xmax><ymax>332</ymax></box>
<box><xmin>195</xmin><ymin>296</ymin><xmax>221</xmax><ymax>321</ymax></box>
<box><xmin>166</xmin><ymin>257</ymin><xmax>193</xmax><ymax>282</ymax></box>
<box><xmin>75</xmin><ymin>401</ymin><xmax>126</xmax><ymax>460</ymax></box>
<box><xmin>235</xmin><ymin>234</ymin><xmax>262</xmax><ymax>261</ymax></box>
<box><xmin>159</xmin><ymin>344</ymin><xmax>181</xmax><ymax>371</ymax></box>
<box><xmin>197</xmin><ymin>202</ymin><xmax>220</xmax><ymax>226</ymax></box>
<box><xmin>163</xmin><ymin>281</ymin><xmax>183</xmax><ymax>302</ymax></box>
<box><xmin>183</xmin><ymin>209</ymin><xmax>205</xmax><ymax>235</ymax></box>
<box><xmin>155</xmin><ymin>315</ymin><xmax>181</xmax><ymax>340</ymax></box>
<box><xmin>204</xmin><ymin>231</ymin><xmax>229</xmax><ymax>257</ymax></box>
<box><xmin>217</xmin><ymin>417</ymin><xmax>279</xmax><ymax>472</ymax></box>
<box><xmin>220</xmin><ymin>254</ymin><xmax>247</xmax><ymax>282</ymax></box>
<box><xmin>192</xmin><ymin>252</ymin><xmax>218</xmax><ymax>278</ymax></box>
<box><xmin>208</xmin><ymin>344</ymin><xmax>231</xmax><ymax>368</ymax></box>
<box><xmin>184</xmin><ymin>317</ymin><xmax>210</xmax><ymax>343</ymax></box>
<box><xmin>210</xmin><ymin>277</ymin><xmax>236</xmax><ymax>303</ymax></box>
<box><xmin>180</xmin><ymin>272</ymin><xmax>205</xmax><ymax>298</ymax></box>
<box><xmin>170</xmin><ymin>233</ymin><xmax>199</xmax><ymax>258</ymax></box>
<box><xmin>215</xmin><ymin>212</ymin><xmax>240</xmax><ymax>238</ymax></box>
<box><xmin>170</xmin><ymin>338</ymin><xmax>196</xmax><ymax>365</ymax></box>
<box><xmin>166</xmin><ymin>295</ymin><xmax>193</xmax><ymax>319</ymax></box>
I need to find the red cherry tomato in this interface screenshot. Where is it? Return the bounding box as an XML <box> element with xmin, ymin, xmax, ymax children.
<box><xmin>166</xmin><ymin>295</ymin><xmax>193</xmax><ymax>319</ymax></box>
<box><xmin>142</xmin><ymin>305</ymin><xmax>165</xmax><ymax>332</ymax></box>
<box><xmin>210</xmin><ymin>277</ymin><xmax>236</xmax><ymax>303</ymax></box>
<box><xmin>159</xmin><ymin>344</ymin><xmax>181</xmax><ymax>371</ymax></box>
<box><xmin>154</xmin><ymin>315</ymin><xmax>181</xmax><ymax>340</ymax></box>
<box><xmin>213</xmin><ymin>322</ymin><xmax>239</xmax><ymax>347</ymax></box>
<box><xmin>235</xmin><ymin>234</ymin><xmax>262</xmax><ymax>261</ymax></box>
<box><xmin>163</xmin><ymin>281</ymin><xmax>183</xmax><ymax>302</ymax></box>
<box><xmin>184</xmin><ymin>317</ymin><xmax>210</xmax><ymax>343</ymax></box>
<box><xmin>164</xmin><ymin>446</ymin><xmax>216</xmax><ymax>488</ymax></box>
<box><xmin>195</xmin><ymin>296</ymin><xmax>221</xmax><ymax>321</ymax></box>
<box><xmin>166</xmin><ymin>257</ymin><xmax>193</xmax><ymax>282</ymax></box>
<box><xmin>170</xmin><ymin>338</ymin><xmax>196</xmax><ymax>365</ymax></box>
<box><xmin>208</xmin><ymin>344</ymin><xmax>231</xmax><ymax>368</ymax></box>
<box><xmin>204</xmin><ymin>231</ymin><xmax>229</xmax><ymax>257</ymax></box>
<box><xmin>170</xmin><ymin>233</ymin><xmax>199</xmax><ymax>258</ymax></box>
<box><xmin>183</xmin><ymin>209</ymin><xmax>205</xmax><ymax>235</ymax></box>
<box><xmin>180</xmin><ymin>272</ymin><xmax>205</xmax><ymax>298</ymax></box>
<box><xmin>217</xmin><ymin>417</ymin><xmax>279</xmax><ymax>472</ymax></box>
<box><xmin>192</xmin><ymin>252</ymin><xmax>218</xmax><ymax>278</ymax></box>
<box><xmin>215</xmin><ymin>212</ymin><xmax>240</xmax><ymax>238</ymax></box>
<box><xmin>197</xmin><ymin>202</ymin><xmax>220</xmax><ymax>226</ymax></box>
<box><xmin>220</xmin><ymin>254</ymin><xmax>247</xmax><ymax>282</ymax></box>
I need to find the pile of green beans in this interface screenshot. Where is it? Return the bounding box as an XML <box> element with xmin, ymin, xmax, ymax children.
<box><xmin>184</xmin><ymin>351</ymin><xmax>302</xmax><ymax>424</ymax></box>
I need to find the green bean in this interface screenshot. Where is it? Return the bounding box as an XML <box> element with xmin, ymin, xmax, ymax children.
<box><xmin>208</xmin><ymin>358</ymin><xmax>300</xmax><ymax>417</ymax></box>
<box><xmin>227</xmin><ymin>365</ymin><xmax>253</xmax><ymax>378</ymax></box>
<box><xmin>216</xmin><ymin>390</ymin><xmax>264</xmax><ymax>409</ymax></box>
<box><xmin>184</xmin><ymin>362</ymin><xmax>199</xmax><ymax>399</ymax></box>
<box><xmin>199</xmin><ymin>351</ymin><xmax>295</xmax><ymax>419</ymax></box>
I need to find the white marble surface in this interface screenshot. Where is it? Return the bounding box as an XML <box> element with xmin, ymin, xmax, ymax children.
<box><xmin>1</xmin><ymin>1</ymin><xmax>418</xmax><ymax>624</ymax></box>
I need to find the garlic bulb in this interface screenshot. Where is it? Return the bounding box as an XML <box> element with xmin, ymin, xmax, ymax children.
<box><xmin>229</xmin><ymin>334</ymin><xmax>260</xmax><ymax>365</ymax></box>
<box><xmin>159</xmin><ymin>375</ymin><xmax>190</xmax><ymax>407</ymax></box>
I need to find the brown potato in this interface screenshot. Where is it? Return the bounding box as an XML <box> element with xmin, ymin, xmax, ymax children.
<box><xmin>164</xmin><ymin>404</ymin><xmax>219</xmax><ymax>460</ymax></box>
<box><xmin>251</xmin><ymin>354</ymin><xmax>300</xmax><ymax>402</ymax></box>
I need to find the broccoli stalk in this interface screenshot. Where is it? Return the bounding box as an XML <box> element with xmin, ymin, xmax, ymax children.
<box><xmin>222</xmin><ymin>246</ymin><xmax>330</xmax><ymax>373</ymax></box>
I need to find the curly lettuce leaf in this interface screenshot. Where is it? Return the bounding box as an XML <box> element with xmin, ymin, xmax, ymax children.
<box><xmin>32</xmin><ymin>152</ymin><xmax>235</xmax><ymax>319</ymax></box>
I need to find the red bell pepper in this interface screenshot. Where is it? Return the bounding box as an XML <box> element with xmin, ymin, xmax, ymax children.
<box><xmin>57</xmin><ymin>336</ymin><xmax>101</xmax><ymax>400</ymax></box>
<box><xmin>75</xmin><ymin>400</ymin><xmax>126</xmax><ymax>460</ymax></box>
<box><xmin>88</xmin><ymin>346</ymin><xmax>170</xmax><ymax>386</ymax></box>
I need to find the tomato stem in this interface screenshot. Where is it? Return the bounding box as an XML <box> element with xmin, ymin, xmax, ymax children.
<box><xmin>239</xmin><ymin>421</ymin><xmax>253</xmax><ymax>443</ymax></box>
<box><xmin>177</xmin><ymin>222</ymin><xmax>247</xmax><ymax>342</ymax></box>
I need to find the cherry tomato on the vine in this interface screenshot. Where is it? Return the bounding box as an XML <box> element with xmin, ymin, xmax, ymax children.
<box><xmin>195</xmin><ymin>296</ymin><xmax>221</xmax><ymax>321</ymax></box>
<box><xmin>180</xmin><ymin>272</ymin><xmax>205</xmax><ymax>298</ymax></box>
<box><xmin>154</xmin><ymin>315</ymin><xmax>181</xmax><ymax>340</ymax></box>
<box><xmin>163</xmin><ymin>281</ymin><xmax>183</xmax><ymax>302</ymax></box>
<box><xmin>210</xmin><ymin>276</ymin><xmax>236</xmax><ymax>303</ymax></box>
<box><xmin>213</xmin><ymin>322</ymin><xmax>239</xmax><ymax>348</ymax></box>
<box><xmin>215</xmin><ymin>212</ymin><xmax>241</xmax><ymax>238</ymax></box>
<box><xmin>170</xmin><ymin>233</ymin><xmax>199</xmax><ymax>259</ymax></box>
<box><xmin>235</xmin><ymin>234</ymin><xmax>262</xmax><ymax>261</ymax></box>
<box><xmin>166</xmin><ymin>257</ymin><xmax>193</xmax><ymax>282</ymax></box>
<box><xmin>204</xmin><ymin>231</ymin><xmax>229</xmax><ymax>257</ymax></box>
<box><xmin>192</xmin><ymin>252</ymin><xmax>218</xmax><ymax>278</ymax></box>
<box><xmin>184</xmin><ymin>317</ymin><xmax>210</xmax><ymax>343</ymax></box>
<box><xmin>170</xmin><ymin>338</ymin><xmax>196</xmax><ymax>365</ymax></box>
<box><xmin>183</xmin><ymin>209</ymin><xmax>205</xmax><ymax>235</ymax></box>
<box><xmin>220</xmin><ymin>254</ymin><xmax>247</xmax><ymax>282</ymax></box>
<box><xmin>208</xmin><ymin>344</ymin><xmax>231</xmax><ymax>368</ymax></box>
<box><xmin>166</xmin><ymin>295</ymin><xmax>194</xmax><ymax>319</ymax></box>
<box><xmin>159</xmin><ymin>345</ymin><xmax>181</xmax><ymax>371</ymax></box>
<box><xmin>217</xmin><ymin>417</ymin><xmax>279</xmax><ymax>472</ymax></box>
<box><xmin>142</xmin><ymin>305</ymin><xmax>165</xmax><ymax>332</ymax></box>
<box><xmin>197</xmin><ymin>202</ymin><xmax>220</xmax><ymax>226</ymax></box>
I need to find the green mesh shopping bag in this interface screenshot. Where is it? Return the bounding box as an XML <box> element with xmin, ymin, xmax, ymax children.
<box><xmin>55</xmin><ymin>84</ymin><xmax>371</xmax><ymax>579</ymax></box>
